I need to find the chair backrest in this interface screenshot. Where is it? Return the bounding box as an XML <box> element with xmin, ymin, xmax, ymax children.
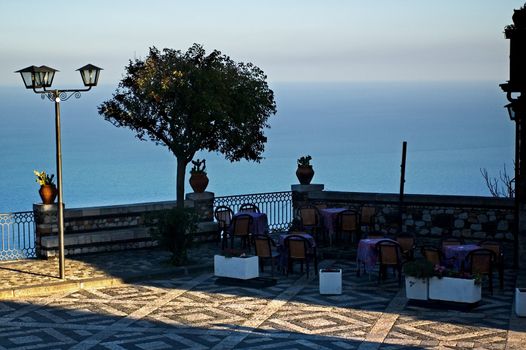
<box><xmin>360</xmin><ymin>206</ymin><xmax>376</xmax><ymax>225</ymax></box>
<box><xmin>367</xmin><ymin>232</ymin><xmax>385</xmax><ymax>239</ymax></box>
<box><xmin>298</xmin><ymin>206</ymin><xmax>319</xmax><ymax>227</ymax></box>
<box><xmin>396</xmin><ymin>235</ymin><xmax>415</xmax><ymax>252</ymax></box>
<box><xmin>239</xmin><ymin>203</ymin><xmax>260</xmax><ymax>213</ymax></box>
<box><xmin>479</xmin><ymin>240</ymin><xmax>502</xmax><ymax>258</ymax></box>
<box><xmin>254</xmin><ymin>235</ymin><xmax>272</xmax><ymax>258</ymax></box>
<box><xmin>232</xmin><ymin>214</ymin><xmax>252</xmax><ymax>236</ymax></box>
<box><xmin>376</xmin><ymin>240</ymin><xmax>401</xmax><ymax>265</ymax></box>
<box><xmin>466</xmin><ymin>248</ymin><xmax>496</xmax><ymax>274</ymax></box>
<box><xmin>441</xmin><ymin>237</ymin><xmax>464</xmax><ymax>248</ymax></box>
<box><xmin>215</xmin><ymin>206</ymin><xmax>233</xmax><ymax>229</ymax></box>
<box><xmin>285</xmin><ymin>235</ymin><xmax>309</xmax><ymax>259</ymax></box>
<box><xmin>314</xmin><ymin>203</ymin><xmax>327</xmax><ymax>210</ymax></box>
<box><xmin>421</xmin><ymin>246</ymin><xmax>441</xmax><ymax>265</ymax></box>
<box><xmin>338</xmin><ymin>210</ymin><xmax>359</xmax><ymax>232</ymax></box>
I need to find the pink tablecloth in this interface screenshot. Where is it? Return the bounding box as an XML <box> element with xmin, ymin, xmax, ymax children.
<box><xmin>231</xmin><ymin>212</ymin><xmax>269</xmax><ymax>235</ymax></box>
<box><xmin>442</xmin><ymin>244</ymin><xmax>479</xmax><ymax>271</ymax></box>
<box><xmin>356</xmin><ymin>238</ymin><xmax>396</xmax><ymax>273</ymax></box>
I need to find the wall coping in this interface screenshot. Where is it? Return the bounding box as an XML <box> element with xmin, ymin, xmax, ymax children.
<box><xmin>309</xmin><ymin>191</ymin><xmax>514</xmax><ymax>209</ymax></box>
<box><xmin>62</xmin><ymin>200</ymin><xmax>195</xmax><ymax>219</ymax></box>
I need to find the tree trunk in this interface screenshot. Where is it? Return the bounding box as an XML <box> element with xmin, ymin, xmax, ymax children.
<box><xmin>176</xmin><ymin>157</ymin><xmax>187</xmax><ymax>209</ymax></box>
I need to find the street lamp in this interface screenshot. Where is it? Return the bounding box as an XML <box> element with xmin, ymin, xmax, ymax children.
<box><xmin>15</xmin><ymin>64</ymin><xmax>102</xmax><ymax>279</ymax></box>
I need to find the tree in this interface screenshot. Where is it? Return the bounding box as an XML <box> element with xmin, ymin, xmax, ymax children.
<box><xmin>480</xmin><ymin>164</ymin><xmax>515</xmax><ymax>198</ymax></box>
<box><xmin>99</xmin><ymin>44</ymin><xmax>277</xmax><ymax>207</ymax></box>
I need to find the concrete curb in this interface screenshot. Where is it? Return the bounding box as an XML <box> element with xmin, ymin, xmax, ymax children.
<box><xmin>0</xmin><ymin>263</ymin><xmax>213</xmax><ymax>300</ymax></box>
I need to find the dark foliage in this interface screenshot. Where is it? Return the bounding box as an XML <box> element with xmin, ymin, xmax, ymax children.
<box><xmin>146</xmin><ymin>208</ymin><xmax>197</xmax><ymax>266</ymax></box>
<box><xmin>98</xmin><ymin>44</ymin><xmax>277</xmax><ymax>206</ymax></box>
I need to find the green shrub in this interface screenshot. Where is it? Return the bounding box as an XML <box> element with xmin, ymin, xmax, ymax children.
<box><xmin>146</xmin><ymin>207</ymin><xmax>197</xmax><ymax>266</ymax></box>
<box><xmin>403</xmin><ymin>259</ymin><xmax>435</xmax><ymax>279</ymax></box>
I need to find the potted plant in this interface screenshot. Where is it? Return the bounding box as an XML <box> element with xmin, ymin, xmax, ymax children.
<box><xmin>189</xmin><ymin>159</ymin><xmax>209</xmax><ymax>193</ymax></box>
<box><xmin>403</xmin><ymin>260</ymin><xmax>434</xmax><ymax>300</ymax></box>
<box><xmin>214</xmin><ymin>249</ymin><xmax>259</xmax><ymax>280</ymax></box>
<box><xmin>34</xmin><ymin>170</ymin><xmax>57</xmax><ymax>204</ymax></box>
<box><xmin>428</xmin><ymin>269</ymin><xmax>482</xmax><ymax>304</ymax></box>
<box><xmin>296</xmin><ymin>155</ymin><xmax>314</xmax><ymax>185</ymax></box>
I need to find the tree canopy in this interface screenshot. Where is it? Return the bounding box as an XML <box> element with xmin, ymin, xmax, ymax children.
<box><xmin>98</xmin><ymin>44</ymin><xmax>277</xmax><ymax>206</ymax></box>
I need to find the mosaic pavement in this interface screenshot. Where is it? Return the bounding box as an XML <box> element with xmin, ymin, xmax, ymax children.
<box><xmin>0</xmin><ymin>260</ymin><xmax>519</xmax><ymax>350</ymax></box>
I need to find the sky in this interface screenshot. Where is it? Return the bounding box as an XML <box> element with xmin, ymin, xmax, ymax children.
<box><xmin>1</xmin><ymin>0</ymin><xmax>524</xmax><ymax>86</ymax></box>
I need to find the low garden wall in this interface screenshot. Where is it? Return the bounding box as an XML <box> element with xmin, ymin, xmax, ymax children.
<box><xmin>33</xmin><ymin>193</ymin><xmax>218</xmax><ymax>258</ymax></box>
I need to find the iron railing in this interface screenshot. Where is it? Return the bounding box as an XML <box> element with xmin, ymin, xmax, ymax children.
<box><xmin>214</xmin><ymin>191</ymin><xmax>293</xmax><ymax>232</ymax></box>
<box><xmin>0</xmin><ymin>211</ymin><xmax>36</xmax><ymax>260</ymax></box>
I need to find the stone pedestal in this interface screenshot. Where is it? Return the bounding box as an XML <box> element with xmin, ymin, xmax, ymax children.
<box><xmin>291</xmin><ymin>184</ymin><xmax>324</xmax><ymax>214</ymax></box>
<box><xmin>33</xmin><ymin>203</ymin><xmax>61</xmax><ymax>258</ymax></box>
<box><xmin>186</xmin><ymin>191</ymin><xmax>214</xmax><ymax>222</ymax></box>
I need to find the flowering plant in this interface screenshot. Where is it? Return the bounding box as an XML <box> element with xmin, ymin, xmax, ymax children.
<box><xmin>34</xmin><ymin>170</ymin><xmax>55</xmax><ymax>186</ymax></box>
<box><xmin>297</xmin><ymin>155</ymin><xmax>312</xmax><ymax>167</ymax></box>
<box><xmin>433</xmin><ymin>264</ymin><xmax>482</xmax><ymax>285</ymax></box>
<box><xmin>190</xmin><ymin>159</ymin><xmax>207</xmax><ymax>175</ymax></box>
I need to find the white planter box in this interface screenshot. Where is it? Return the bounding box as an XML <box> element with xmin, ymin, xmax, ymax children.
<box><xmin>319</xmin><ymin>269</ymin><xmax>342</xmax><ymax>295</ymax></box>
<box><xmin>405</xmin><ymin>277</ymin><xmax>428</xmax><ymax>301</ymax></box>
<box><xmin>429</xmin><ymin>277</ymin><xmax>481</xmax><ymax>304</ymax></box>
<box><xmin>214</xmin><ymin>255</ymin><xmax>259</xmax><ymax>280</ymax></box>
<box><xmin>516</xmin><ymin>288</ymin><xmax>526</xmax><ymax>317</ymax></box>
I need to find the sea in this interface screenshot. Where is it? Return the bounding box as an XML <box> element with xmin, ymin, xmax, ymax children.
<box><xmin>0</xmin><ymin>81</ymin><xmax>514</xmax><ymax>213</ymax></box>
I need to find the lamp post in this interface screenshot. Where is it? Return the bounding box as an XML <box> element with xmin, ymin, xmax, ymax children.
<box><xmin>15</xmin><ymin>64</ymin><xmax>102</xmax><ymax>279</ymax></box>
<box><xmin>501</xmin><ymin>4</ymin><xmax>526</xmax><ymax>269</ymax></box>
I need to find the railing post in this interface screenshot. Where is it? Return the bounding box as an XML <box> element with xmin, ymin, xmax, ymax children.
<box><xmin>33</xmin><ymin>203</ymin><xmax>60</xmax><ymax>259</ymax></box>
<box><xmin>186</xmin><ymin>191</ymin><xmax>218</xmax><ymax>242</ymax></box>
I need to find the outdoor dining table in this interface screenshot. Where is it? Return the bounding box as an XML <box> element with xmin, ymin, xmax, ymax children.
<box><xmin>231</xmin><ymin>211</ymin><xmax>269</xmax><ymax>235</ymax></box>
<box><xmin>442</xmin><ymin>244</ymin><xmax>480</xmax><ymax>271</ymax></box>
<box><xmin>356</xmin><ymin>238</ymin><xmax>397</xmax><ymax>276</ymax></box>
<box><xmin>319</xmin><ymin>207</ymin><xmax>347</xmax><ymax>246</ymax></box>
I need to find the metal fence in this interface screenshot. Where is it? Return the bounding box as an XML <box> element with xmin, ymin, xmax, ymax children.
<box><xmin>214</xmin><ymin>191</ymin><xmax>293</xmax><ymax>232</ymax></box>
<box><xmin>0</xmin><ymin>211</ymin><xmax>36</xmax><ymax>260</ymax></box>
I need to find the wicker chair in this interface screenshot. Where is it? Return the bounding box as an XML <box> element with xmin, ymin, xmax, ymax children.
<box><xmin>360</xmin><ymin>206</ymin><xmax>376</xmax><ymax>233</ymax></box>
<box><xmin>239</xmin><ymin>203</ymin><xmax>260</xmax><ymax>213</ymax></box>
<box><xmin>298</xmin><ymin>205</ymin><xmax>323</xmax><ymax>243</ymax></box>
<box><xmin>464</xmin><ymin>248</ymin><xmax>497</xmax><ymax>295</ymax></box>
<box><xmin>479</xmin><ymin>240</ymin><xmax>504</xmax><ymax>289</ymax></box>
<box><xmin>254</xmin><ymin>235</ymin><xmax>280</xmax><ymax>276</ymax></box>
<box><xmin>284</xmin><ymin>234</ymin><xmax>317</xmax><ymax>277</ymax></box>
<box><xmin>396</xmin><ymin>234</ymin><xmax>416</xmax><ymax>262</ymax></box>
<box><xmin>421</xmin><ymin>246</ymin><xmax>442</xmax><ymax>266</ymax></box>
<box><xmin>230</xmin><ymin>214</ymin><xmax>253</xmax><ymax>251</ymax></box>
<box><xmin>376</xmin><ymin>239</ymin><xmax>403</xmax><ymax>286</ymax></box>
<box><xmin>214</xmin><ymin>206</ymin><xmax>234</xmax><ymax>248</ymax></box>
<box><xmin>336</xmin><ymin>209</ymin><xmax>360</xmax><ymax>245</ymax></box>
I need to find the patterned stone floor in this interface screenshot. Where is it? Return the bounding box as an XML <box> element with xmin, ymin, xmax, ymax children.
<box><xmin>0</xmin><ymin>260</ymin><xmax>519</xmax><ymax>350</ymax></box>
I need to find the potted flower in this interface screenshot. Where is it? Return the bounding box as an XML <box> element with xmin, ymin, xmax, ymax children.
<box><xmin>189</xmin><ymin>159</ymin><xmax>209</xmax><ymax>193</ymax></box>
<box><xmin>34</xmin><ymin>170</ymin><xmax>57</xmax><ymax>204</ymax></box>
<box><xmin>296</xmin><ymin>155</ymin><xmax>314</xmax><ymax>185</ymax></box>
<box><xmin>403</xmin><ymin>259</ymin><xmax>435</xmax><ymax>300</ymax></box>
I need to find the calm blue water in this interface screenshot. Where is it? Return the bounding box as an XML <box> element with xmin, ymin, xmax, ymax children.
<box><xmin>0</xmin><ymin>81</ymin><xmax>514</xmax><ymax>213</ymax></box>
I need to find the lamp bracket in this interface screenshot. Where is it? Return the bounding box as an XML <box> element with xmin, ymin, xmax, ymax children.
<box><xmin>33</xmin><ymin>86</ymin><xmax>92</xmax><ymax>102</ymax></box>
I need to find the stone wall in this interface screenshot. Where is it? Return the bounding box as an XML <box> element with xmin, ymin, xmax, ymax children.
<box><xmin>293</xmin><ymin>186</ymin><xmax>516</xmax><ymax>267</ymax></box>
<box><xmin>33</xmin><ymin>193</ymin><xmax>218</xmax><ymax>259</ymax></box>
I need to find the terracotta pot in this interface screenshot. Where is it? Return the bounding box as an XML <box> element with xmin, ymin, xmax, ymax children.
<box><xmin>189</xmin><ymin>173</ymin><xmax>209</xmax><ymax>193</ymax></box>
<box><xmin>39</xmin><ymin>184</ymin><xmax>57</xmax><ymax>204</ymax></box>
<box><xmin>296</xmin><ymin>166</ymin><xmax>314</xmax><ymax>185</ymax></box>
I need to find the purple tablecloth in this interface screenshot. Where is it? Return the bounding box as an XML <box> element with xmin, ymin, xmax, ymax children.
<box><xmin>231</xmin><ymin>212</ymin><xmax>269</xmax><ymax>235</ymax></box>
<box><xmin>442</xmin><ymin>244</ymin><xmax>479</xmax><ymax>271</ymax></box>
<box><xmin>319</xmin><ymin>208</ymin><xmax>347</xmax><ymax>241</ymax></box>
<box><xmin>356</xmin><ymin>238</ymin><xmax>396</xmax><ymax>273</ymax></box>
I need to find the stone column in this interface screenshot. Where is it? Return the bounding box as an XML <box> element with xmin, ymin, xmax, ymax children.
<box><xmin>33</xmin><ymin>203</ymin><xmax>60</xmax><ymax>258</ymax></box>
<box><xmin>291</xmin><ymin>184</ymin><xmax>325</xmax><ymax>215</ymax></box>
<box><xmin>185</xmin><ymin>191</ymin><xmax>219</xmax><ymax>242</ymax></box>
